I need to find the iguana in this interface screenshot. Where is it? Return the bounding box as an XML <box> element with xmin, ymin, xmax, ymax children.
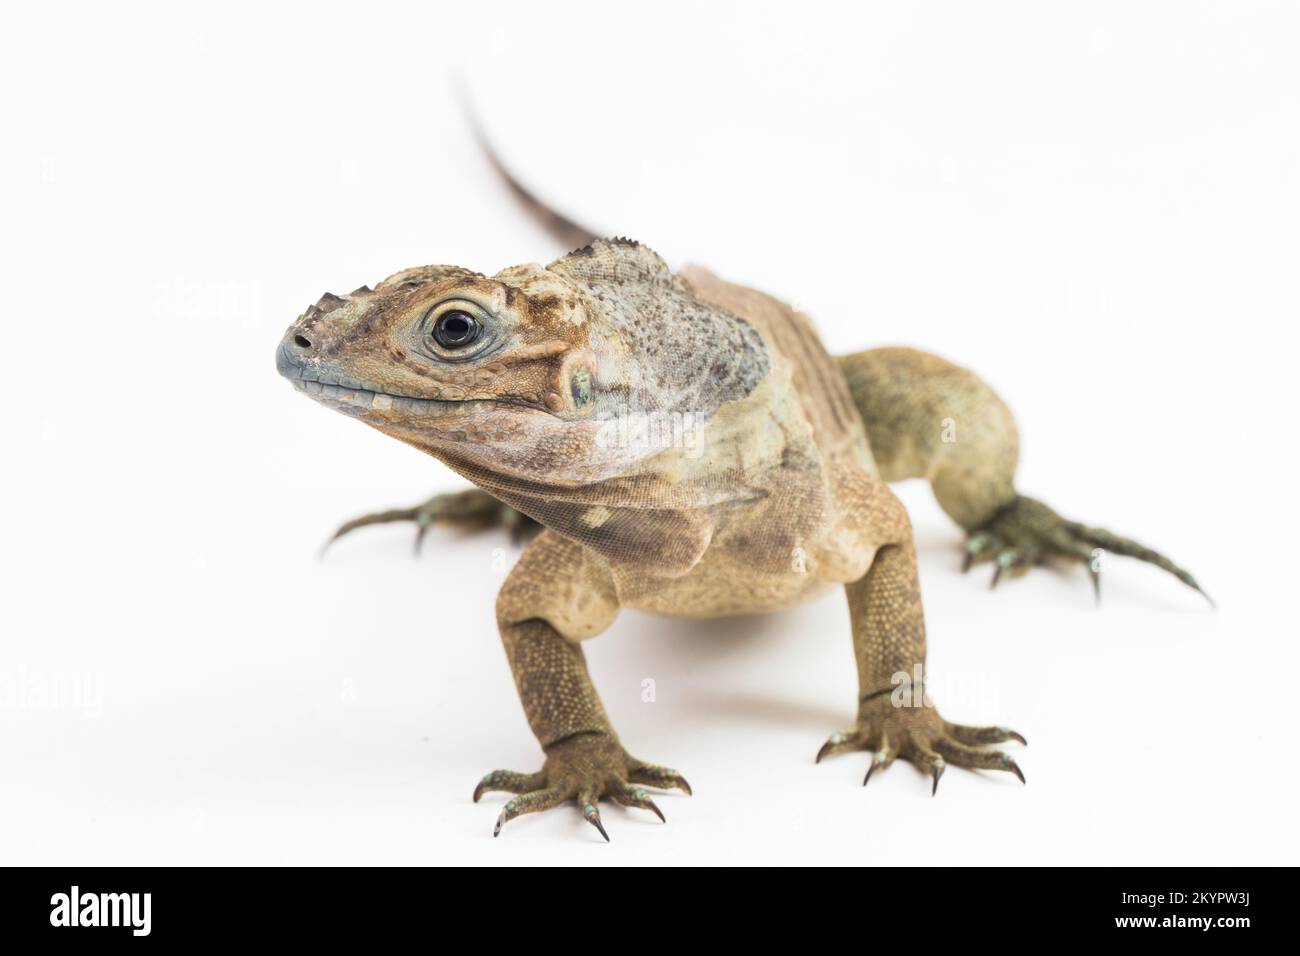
<box><xmin>275</xmin><ymin>144</ymin><xmax>1208</xmax><ymax>842</ymax></box>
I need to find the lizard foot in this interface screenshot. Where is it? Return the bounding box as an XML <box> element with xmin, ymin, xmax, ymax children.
<box><xmin>816</xmin><ymin>694</ymin><xmax>1026</xmax><ymax>794</ymax></box>
<box><xmin>320</xmin><ymin>488</ymin><xmax>541</xmax><ymax>555</ymax></box>
<box><xmin>474</xmin><ymin>733</ymin><xmax>691</xmax><ymax>841</ymax></box>
<box><xmin>963</xmin><ymin>494</ymin><xmax>1211</xmax><ymax>605</ymax></box>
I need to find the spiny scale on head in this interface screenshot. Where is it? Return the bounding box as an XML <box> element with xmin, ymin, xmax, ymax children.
<box><xmin>315</xmin><ymin>292</ymin><xmax>346</xmax><ymax>314</ymax></box>
<box><xmin>568</xmin><ymin>236</ymin><xmax>641</xmax><ymax>257</ymax></box>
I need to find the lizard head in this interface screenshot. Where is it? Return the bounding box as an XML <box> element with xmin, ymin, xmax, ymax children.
<box><xmin>276</xmin><ymin>239</ymin><xmax>770</xmax><ymax>491</ymax></box>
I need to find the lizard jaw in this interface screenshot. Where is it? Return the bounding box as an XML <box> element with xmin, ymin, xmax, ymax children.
<box><xmin>277</xmin><ymin>346</ymin><xmax>565</xmax><ymax>425</ymax></box>
<box><xmin>285</xmin><ymin>373</ymin><xmax>464</xmax><ymax>417</ymax></box>
<box><xmin>276</xmin><ymin>343</ymin><xmax>468</xmax><ymax>417</ymax></box>
<box><xmin>277</xmin><ymin>351</ymin><xmax>554</xmax><ymax>425</ymax></box>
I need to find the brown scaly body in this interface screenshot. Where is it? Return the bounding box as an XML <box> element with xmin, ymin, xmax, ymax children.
<box><xmin>277</xmin><ymin>230</ymin><xmax>1207</xmax><ymax>840</ymax></box>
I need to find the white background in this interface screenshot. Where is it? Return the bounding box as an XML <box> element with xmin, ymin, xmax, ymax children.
<box><xmin>2</xmin><ymin>1</ymin><xmax>1296</xmax><ymax>865</ymax></box>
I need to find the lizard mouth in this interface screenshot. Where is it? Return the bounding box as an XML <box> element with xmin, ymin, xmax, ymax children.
<box><xmin>275</xmin><ymin>344</ymin><xmax>556</xmax><ymax>418</ymax></box>
<box><xmin>276</xmin><ymin>346</ymin><xmax>466</xmax><ymax>415</ymax></box>
<box><xmin>285</xmin><ymin>373</ymin><xmax>466</xmax><ymax>415</ymax></box>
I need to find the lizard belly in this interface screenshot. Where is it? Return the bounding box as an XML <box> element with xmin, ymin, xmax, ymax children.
<box><xmin>611</xmin><ymin>548</ymin><xmax>842</xmax><ymax>618</ymax></box>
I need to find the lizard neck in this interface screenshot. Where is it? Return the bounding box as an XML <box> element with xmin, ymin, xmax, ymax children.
<box><xmin>417</xmin><ymin>369</ymin><xmax>805</xmax><ymax>575</ymax></box>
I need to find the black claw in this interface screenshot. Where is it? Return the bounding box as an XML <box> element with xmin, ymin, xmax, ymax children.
<box><xmin>493</xmin><ymin>811</ymin><xmax>508</xmax><ymax>838</ymax></box>
<box><xmin>990</xmin><ymin>565</ymin><xmax>1003</xmax><ymax>590</ymax></box>
<box><xmin>1194</xmin><ymin>584</ymin><xmax>1216</xmax><ymax>609</ymax></box>
<box><xmin>1006</xmin><ymin>758</ymin><xmax>1026</xmax><ymax>785</ymax></box>
<box><xmin>318</xmin><ymin>526</ymin><xmax>356</xmax><ymax>558</ymax></box>
<box><xmin>961</xmin><ymin>550</ymin><xmax>974</xmax><ymax>573</ymax></box>
<box><xmin>815</xmin><ymin>741</ymin><xmax>833</xmax><ymax>764</ymax></box>
<box><xmin>473</xmin><ymin>782</ymin><xmax>486</xmax><ymax>803</ymax></box>
<box><xmin>1009</xmin><ymin>730</ymin><xmax>1028</xmax><ymax>746</ymax></box>
<box><xmin>863</xmin><ymin>761</ymin><xmax>878</xmax><ymax>787</ymax></box>
<box><xmin>675</xmin><ymin>775</ymin><xmax>693</xmax><ymax>797</ymax></box>
<box><xmin>931</xmin><ymin>764</ymin><xmax>945</xmax><ymax>796</ymax></box>
<box><xmin>585</xmin><ymin>808</ymin><xmax>610</xmax><ymax>842</ymax></box>
<box><xmin>644</xmin><ymin>799</ymin><xmax>666</xmax><ymax>823</ymax></box>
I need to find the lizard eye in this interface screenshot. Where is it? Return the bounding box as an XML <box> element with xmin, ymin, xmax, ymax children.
<box><xmin>419</xmin><ymin>299</ymin><xmax>496</xmax><ymax>361</ymax></box>
<box><xmin>432</xmin><ymin>310</ymin><xmax>480</xmax><ymax>348</ymax></box>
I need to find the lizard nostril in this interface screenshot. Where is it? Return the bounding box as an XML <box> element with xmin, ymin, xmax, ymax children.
<box><xmin>294</xmin><ymin>334</ymin><xmax>313</xmax><ymax>350</ymax></box>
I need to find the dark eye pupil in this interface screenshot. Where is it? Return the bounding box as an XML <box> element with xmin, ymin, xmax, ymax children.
<box><xmin>434</xmin><ymin>310</ymin><xmax>477</xmax><ymax>348</ymax></box>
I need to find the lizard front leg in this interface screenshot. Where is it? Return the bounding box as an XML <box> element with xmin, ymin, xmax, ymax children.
<box><xmin>478</xmin><ymin>530</ymin><xmax>690</xmax><ymax>840</ymax></box>
<box><xmin>817</xmin><ymin>490</ymin><xmax>1026</xmax><ymax>792</ymax></box>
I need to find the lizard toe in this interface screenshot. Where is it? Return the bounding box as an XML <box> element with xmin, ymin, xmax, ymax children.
<box><xmin>933</xmin><ymin>736</ymin><xmax>1026</xmax><ymax>783</ymax></box>
<box><xmin>816</xmin><ymin>726</ymin><xmax>867</xmax><ymax>763</ymax></box>
<box><xmin>473</xmin><ymin>769</ymin><xmax>546</xmax><ymax>803</ymax></box>
<box><xmin>608</xmin><ymin>779</ymin><xmax>667</xmax><ymax>822</ymax></box>
<box><xmin>625</xmin><ymin>759</ymin><xmax>693</xmax><ymax>796</ymax></box>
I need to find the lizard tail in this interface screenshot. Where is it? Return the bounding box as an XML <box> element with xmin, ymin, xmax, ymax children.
<box><xmin>454</xmin><ymin>82</ymin><xmax>600</xmax><ymax>251</ymax></box>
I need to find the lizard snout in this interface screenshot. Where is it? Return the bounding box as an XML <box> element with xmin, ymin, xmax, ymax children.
<box><xmin>275</xmin><ymin>331</ymin><xmax>314</xmax><ymax>380</ymax></box>
<box><xmin>275</xmin><ymin>320</ymin><xmax>345</xmax><ymax>390</ymax></box>
<box><xmin>276</xmin><ymin>289</ymin><xmax>359</xmax><ymax>381</ymax></box>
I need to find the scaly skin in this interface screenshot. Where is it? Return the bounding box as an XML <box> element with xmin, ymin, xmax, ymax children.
<box><xmin>278</xmin><ymin>237</ymin><xmax>1203</xmax><ymax>840</ymax></box>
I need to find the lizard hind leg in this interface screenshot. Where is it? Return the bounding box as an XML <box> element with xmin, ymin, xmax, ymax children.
<box><xmin>320</xmin><ymin>487</ymin><xmax>541</xmax><ymax>556</ymax></box>
<box><xmin>837</xmin><ymin>347</ymin><xmax>1208</xmax><ymax>606</ymax></box>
